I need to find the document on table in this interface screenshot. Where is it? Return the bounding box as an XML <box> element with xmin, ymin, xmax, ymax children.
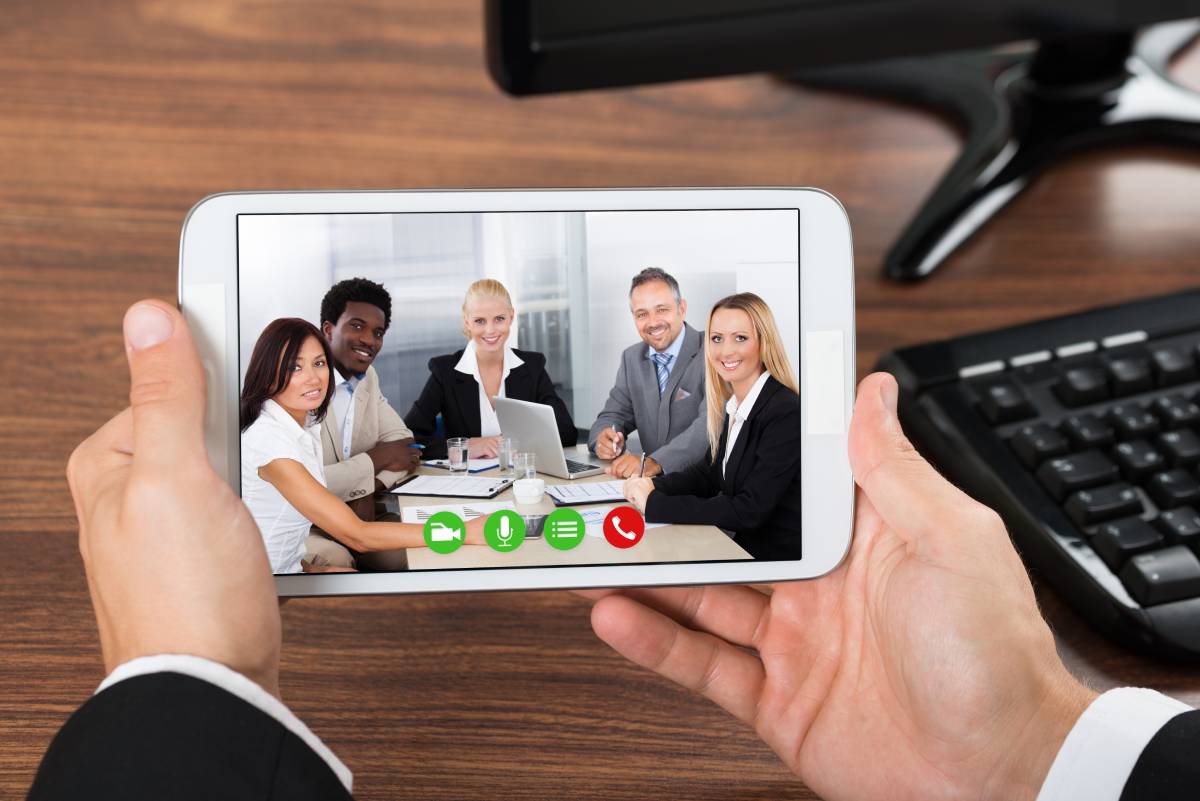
<box><xmin>546</xmin><ymin>480</ymin><xmax>626</xmax><ymax>505</ymax></box>
<box><xmin>578</xmin><ymin>505</ymin><xmax>668</xmax><ymax>538</ymax></box>
<box><xmin>399</xmin><ymin>500</ymin><xmax>516</xmax><ymax>524</ymax></box>
<box><xmin>424</xmin><ymin>458</ymin><xmax>500</xmax><ymax>473</ymax></box>
<box><xmin>391</xmin><ymin>474</ymin><xmax>513</xmax><ymax>499</ymax></box>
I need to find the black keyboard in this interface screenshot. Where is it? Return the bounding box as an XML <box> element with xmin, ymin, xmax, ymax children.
<box><xmin>879</xmin><ymin>289</ymin><xmax>1200</xmax><ymax>660</ymax></box>
<box><xmin>565</xmin><ymin>458</ymin><xmax>602</xmax><ymax>474</ymax></box>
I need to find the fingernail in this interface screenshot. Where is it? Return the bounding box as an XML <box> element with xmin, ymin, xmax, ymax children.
<box><xmin>879</xmin><ymin>374</ymin><xmax>899</xmax><ymax>416</ymax></box>
<box><xmin>124</xmin><ymin>304</ymin><xmax>174</xmax><ymax>350</ymax></box>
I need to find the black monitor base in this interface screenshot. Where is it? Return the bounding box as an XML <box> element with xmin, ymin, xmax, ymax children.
<box><xmin>789</xmin><ymin>20</ymin><xmax>1200</xmax><ymax>282</ymax></box>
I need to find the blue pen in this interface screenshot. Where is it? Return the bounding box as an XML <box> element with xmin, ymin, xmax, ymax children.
<box><xmin>408</xmin><ymin>443</ymin><xmax>425</xmax><ymax>450</ymax></box>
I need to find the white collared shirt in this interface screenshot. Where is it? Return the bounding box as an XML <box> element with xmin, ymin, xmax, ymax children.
<box><xmin>454</xmin><ymin>340</ymin><xmax>524</xmax><ymax>437</ymax></box>
<box><xmin>330</xmin><ymin>369</ymin><xmax>363</xmax><ymax>461</ymax></box>
<box><xmin>722</xmin><ymin>371</ymin><xmax>771</xmax><ymax>476</ymax></box>
<box><xmin>241</xmin><ymin>399</ymin><xmax>326</xmax><ymax>574</ymax></box>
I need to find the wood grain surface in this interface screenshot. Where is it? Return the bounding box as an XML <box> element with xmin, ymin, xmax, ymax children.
<box><xmin>4</xmin><ymin>2</ymin><xmax>1200</xmax><ymax>798</ymax></box>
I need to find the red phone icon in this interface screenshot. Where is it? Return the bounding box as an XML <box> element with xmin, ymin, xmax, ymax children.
<box><xmin>603</xmin><ymin>507</ymin><xmax>645</xmax><ymax>549</ymax></box>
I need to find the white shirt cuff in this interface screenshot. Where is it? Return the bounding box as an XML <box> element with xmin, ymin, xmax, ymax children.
<box><xmin>97</xmin><ymin>654</ymin><xmax>352</xmax><ymax>794</ymax></box>
<box><xmin>1036</xmin><ymin>687</ymin><xmax>1192</xmax><ymax>801</ymax></box>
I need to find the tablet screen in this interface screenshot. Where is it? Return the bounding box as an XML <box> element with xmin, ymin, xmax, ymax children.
<box><xmin>236</xmin><ymin>209</ymin><xmax>801</xmax><ymax>575</ymax></box>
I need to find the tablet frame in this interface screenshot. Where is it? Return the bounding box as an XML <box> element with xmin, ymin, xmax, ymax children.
<box><xmin>178</xmin><ymin>187</ymin><xmax>856</xmax><ymax>596</ymax></box>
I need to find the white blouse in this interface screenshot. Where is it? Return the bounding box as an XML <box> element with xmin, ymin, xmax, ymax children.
<box><xmin>241</xmin><ymin>399</ymin><xmax>327</xmax><ymax>574</ymax></box>
<box><xmin>723</xmin><ymin>371</ymin><xmax>771</xmax><ymax>477</ymax></box>
<box><xmin>454</xmin><ymin>340</ymin><xmax>524</xmax><ymax>437</ymax></box>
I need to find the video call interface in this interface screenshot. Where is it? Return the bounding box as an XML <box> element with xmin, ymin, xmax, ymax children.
<box><xmin>237</xmin><ymin>209</ymin><xmax>801</xmax><ymax>575</ymax></box>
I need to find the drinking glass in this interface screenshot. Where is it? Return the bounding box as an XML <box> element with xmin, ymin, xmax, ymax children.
<box><xmin>447</xmin><ymin>437</ymin><xmax>469</xmax><ymax>473</ymax></box>
<box><xmin>498</xmin><ymin>437</ymin><xmax>517</xmax><ymax>477</ymax></box>
<box><xmin>514</xmin><ymin>451</ymin><xmax>537</xmax><ymax>480</ymax></box>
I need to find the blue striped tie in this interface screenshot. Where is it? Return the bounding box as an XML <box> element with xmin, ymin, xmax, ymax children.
<box><xmin>651</xmin><ymin>352</ymin><xmax>674</xmax><ymax>397</ymax></box>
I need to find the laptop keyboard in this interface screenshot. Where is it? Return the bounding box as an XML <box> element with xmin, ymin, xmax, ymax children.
<box><xmin>565</xmin><ymin>458</ymin><xmax>601</xmax><ymax>474</ymax></box>
<box><xmin>880</xmin><ymin>289</ymin><xmax>1200</xmax><ymax>659</ymax></box>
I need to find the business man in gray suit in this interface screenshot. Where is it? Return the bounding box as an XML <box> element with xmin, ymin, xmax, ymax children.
<box><xmin>589</xmin><ymin>268</ymin><xmax>708</xmax><ymax>479</ymax></box>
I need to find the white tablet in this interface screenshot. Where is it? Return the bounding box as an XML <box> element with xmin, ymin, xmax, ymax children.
<box><xmin>178</xmin><ymin>188</ymin><xmax>855</xmax><ymax>596</ymax></box>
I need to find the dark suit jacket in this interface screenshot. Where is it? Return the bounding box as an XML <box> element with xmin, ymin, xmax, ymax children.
<box><xmin>646</xmin><ymin>375</ymin><xmax>802</xmax><ymax>560</ymax></box>
<box><xmin>1120</xmin><ymin>709</ymin><xmax>1200</xmax><ymax>800</ymax></box>
<box><xmin>405</xmin><ymin>347</ymin><xmax>576</xmax><ymax>459</ymax></box>
<box><xmin>27</xmin><ymin>672</ymin><xmax>352</xmax><ymax>801</ymax></box>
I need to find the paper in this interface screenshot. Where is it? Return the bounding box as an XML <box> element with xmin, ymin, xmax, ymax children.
<box><xmin>546</xmin><ymin>480</ymin><xmax>626</xmax><ymax>505</ymax></box>
<box><xmin>399</xmin><ymin>500</ymin><xmax>515</xmax><ymax>524</ymax></box>
<box><xmin>391</xmin><ymin>474</ymin><xmax>512</xmax><ymax>498</ymax></box>
<box><xmin>424</xmin><ymin>458</ymin><xmax>501</xmax><ymax>473</ymax></box>
<box><xmin>578</xmin><ymin>505</ymin><xmax>668</xmax><ymax>538</ymax></box>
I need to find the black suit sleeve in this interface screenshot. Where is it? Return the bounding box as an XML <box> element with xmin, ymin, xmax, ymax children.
<box><xmin>650</xmin><ymin>450</ymin><xmax>719</xmax><ymax>499</ymax></box>
<box><xmin>405</xmin><ymin>360</ymin><xmax>449</xmax><ymax>459</ymax></box>
<box><xmin>27</xmin><ymin>672</ymin><xmax>352</xmax><ymax>801</ymax></box>
<box><xmin>1119</xmin><ymin>709</ymin><xmax>1200</xmax><ymax>801</ymax></box>
<box><xmin>526</xmin><ymin>354</ymin><xmax>577</xmax><ymax>447</ymax></box>
<box><xmin>644</xmin><ymin>400</ymin><xmax>800</xmax><ymax>532</ymax></box>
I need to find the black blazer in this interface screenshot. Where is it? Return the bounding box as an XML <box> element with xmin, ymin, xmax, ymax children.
<box><xmin>27</xmin><ymin>672</ymin><xmax>352</xmax><ymax>801</ymax></box>
<box><xmin>646</xmin><ymin>375</ymin><xmax>801</xmax><ymax>560</ymax></box>
<box><xmin>405</xmin><ymin>347</ymin><xmax>576</xmax><ymax>459</ymax></box>
<box><xmin>1120</xmin><ymin>709</ymin><xmax>1200</xmax><ymax>800</ymax></box>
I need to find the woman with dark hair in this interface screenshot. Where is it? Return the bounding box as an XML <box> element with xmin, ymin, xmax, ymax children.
<box><xmin>240</xmin><ymin>318</ymin><xmax>486</xmax><ymax>574</ymax></box>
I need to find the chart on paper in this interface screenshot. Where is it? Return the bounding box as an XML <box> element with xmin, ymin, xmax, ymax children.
<box><xmin>399</xmin><ymin>501</ymin><xmax>516</xmax><ymax>524</ymax></box>
<box><xmin>546</xmin><ymin>480</ymin><xmax>626</xmax><ymax>505</ymax></box>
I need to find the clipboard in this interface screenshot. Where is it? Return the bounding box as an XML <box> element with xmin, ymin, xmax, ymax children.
<box><xmin>391</xmin><ymin>474</ymin><xmax>515</xmax><ymax>499</ymax></box>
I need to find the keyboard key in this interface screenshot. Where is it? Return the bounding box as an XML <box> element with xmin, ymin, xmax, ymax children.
<box><xmin>1147</xmin><ymin>469</ymin><xmax>1200</xmax><ymax>509</ymax></box>
<box><xmin>1055</xmin><ymin>366</ymin><xmax>1109</xmax><ymax>407</ymax></box>
<box><xmin>1155</xmin><ymin>506</ymin><xmax>1200</xmax><ymax>550</ymax></box>
<box><xmin>1060</xmin><ymin>414</ymin><xmax>1115</xmax><ymax>449</ymax></box>
<box><xmin>1111</xmin><ymin>439</ymin><xmax>1166</xmax><ymax>482</ymax></box>
<box><xmin>1157</xmin><ymin>429</ymin><xmax>1200</xmax><ymax>468</ymax></box>
<box><xmin>1064</xmin><ymin>483</ymin><xmax>1142</xmax><ymax>526</ymax></box>
<box><xmin>1036</xmin><ymin>451</ymin><xmax>1119</xmax><ymax>502</ymax></box>
<box><xmin>1107</xmin><ymin>404</ymin><xmax>1160</xmax><ymax>439</ymax></box>
<box><xmin>1092</xmin><ymin>517</ymin><xmax>1165</xmax><ymax>571</ymax></box>
<box><xmin>1120</xmin><ymin>546</ymin><xmax>1200</xmax><ymax>605</ymax></box>
<box><xmin>1009</xmin><ymin>424</ymin><xmax>1069</xmax><ymax>468</ymax></box>
<box><xmin>976</xmin><ymin>378</ymin><xmax>1035</xmax><ymax>424</ymax></box>
<box><xmin>1149</xmin><ymin>395</ymin><xmax>1200</xmax><ymax>429</ymax></box>
<box><xmin>1106</xmin><ymin>356</ymin><xmax>1154</xmax><ymax>396</ymax></box>
<box><xmin>1151</xmin><ymin>347</ymin><xmax>1197</xmax><ymax>386</ymax></box>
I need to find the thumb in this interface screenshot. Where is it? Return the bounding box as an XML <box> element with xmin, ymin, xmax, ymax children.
<box><xmin>123</xmin><ymin>300</ymin><xmax>207</xmax><ymax>471</ymax></box>
<box><xmin>848</xmin><ymin>372</ymin><xmax>980</xmax><ymax>542</ymax></box>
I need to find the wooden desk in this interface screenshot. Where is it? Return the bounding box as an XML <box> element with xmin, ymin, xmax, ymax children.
<box><xmin>386</xmin><ymin>448</ymin><xmax>752</xmax><ymax>570</ymax></box>
<box><xmin>5</xmin><ymin>2</ymin><xmax>1200</xmax><ymax>799</ymax></box>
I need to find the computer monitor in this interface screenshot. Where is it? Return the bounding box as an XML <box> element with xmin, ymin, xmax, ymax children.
<box><xmin>485</xmin><ymin>1</ymin><xmax>1200</xmax><ymax>282</ymax></box>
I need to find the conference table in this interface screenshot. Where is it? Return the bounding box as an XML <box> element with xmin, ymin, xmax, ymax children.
<box><xmin>8</xmin><ymin>2</ymin><xmax>1200</xmax><ymax>799</ymax></box>
<box><xmin>384</xmin><ymin>445</ymin><xmax>753</xmax><ymax>570</ymax></box>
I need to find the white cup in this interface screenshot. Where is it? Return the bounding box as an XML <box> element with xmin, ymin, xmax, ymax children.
<box><xmin>513</xmin><ymin>478</ymin><xmax>545</xmax><ymax>505</ymax></box>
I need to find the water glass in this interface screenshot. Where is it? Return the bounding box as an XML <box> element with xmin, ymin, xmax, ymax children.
<box><xmin>447</xmin><ymin>437</ymin><xmax>469</xmax><ymax>473</ymax></box>
<box><xmin>498</xmin><ymin>437</ymin><xmax>517</xmax><ymax>477</ymax></box>
<box><xmin>514</xmin><ymin>451</ymin><xmax>537</xmax><ymax>480</ymax></box>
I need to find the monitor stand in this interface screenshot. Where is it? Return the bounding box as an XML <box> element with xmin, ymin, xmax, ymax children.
<box><xmin>790</xmin><ymin>21</ymin><xmax>1200</xmax><ymax>282</ymax></box>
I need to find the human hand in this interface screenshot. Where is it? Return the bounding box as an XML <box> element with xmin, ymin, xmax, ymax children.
<box><xmin>468</xmin><ymin>436</ymin><xmax>502</xmax><ymax>458</ymax></box>
<box><xmin>622</xmin><ymin>477</ymin><xmax>655</xmax><ymax>512</ymax></box>
<box><xmin>584</xmin><ymin>372</ymin><xmax>1096</xmax><ymax>801</ymax></box>
<box><xmin>606</xmin><ymin>454</ymin><xmax>662</xmax><ymax>478</ymax></box>
<box><xmin>595</xmin><ymin>427</ymin><xmax>625</xmax><ymax>459</ymax></box>
<box><xmin>67</xmin><ymin>301</ymin><xmax>283</xmax><ymax>698</ymax></box>
<box><xmin>368</xmin><ymin>438</ymin><xmax>420</xmax><ymax>473</ymax></box>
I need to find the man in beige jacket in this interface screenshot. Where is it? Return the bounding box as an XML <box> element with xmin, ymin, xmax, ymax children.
<box><xmin>305</xmin><ymin>278</ymin><xmax>419</xmax><ymax>570</ymax></box>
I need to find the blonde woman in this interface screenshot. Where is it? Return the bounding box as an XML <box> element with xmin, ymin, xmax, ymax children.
<box><xmin>405</xmin><ymin>278</ymin><xmax>576</xmax><ymax>459</ymax></box>
<box><xmin>622</xmin><ymin>292</ymin><xmax>802</xmax><ymax>560</ymax></box>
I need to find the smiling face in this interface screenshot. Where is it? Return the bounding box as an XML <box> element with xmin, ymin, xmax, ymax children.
<box><xmin>630</xmin><ymin>280</ymin><xmax>686</xmax><ymax>353</ymax></box>
<box><xmin>272</xmin><ymin>335</ymin><xmax>330</xmax><ymax>421</ymax></box>
<box><xmin>463</xmin><ymin>296</ymin><xmax>514</xmax><ymax>356</ymax></box>
<box><xmin>707</xmin><ymin>307</ymin><xmax>763</xmax><ymax>390</ymax></box>
<box><xmin>323</xmin><ymin>301</ymin><xmax>387</xmax><ymax>379</ymax></box>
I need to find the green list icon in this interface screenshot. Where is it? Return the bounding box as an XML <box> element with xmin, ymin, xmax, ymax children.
<box><xmin>423</xmin><ymin>511</ymin><xmax>466</xmax><ymax>555</ymax></box>
<box><xmin>544</xmin><ymin>508</ymin><xmax>586</xmax><ymax>551</ymax></box>
<box><xmin>484</xmin><ymin>510</ymin><xmax>526</xmax><ymax>552</ymax></box>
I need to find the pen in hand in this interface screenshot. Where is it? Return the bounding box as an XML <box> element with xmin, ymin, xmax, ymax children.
<box><xmin>639</xmin><ymin>452</ymin><xmax>646</xmax><ymax>478</ymax></box>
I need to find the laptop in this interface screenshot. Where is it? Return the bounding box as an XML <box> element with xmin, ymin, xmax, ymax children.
<box><xmin>494</xmin><ymin>397</ymin><xmax>605</xmax><ymax>479</ymax></box>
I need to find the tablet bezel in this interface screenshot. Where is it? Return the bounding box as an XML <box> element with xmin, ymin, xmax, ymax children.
<box><xmin>178</xmin><ymin>187</ymin><xmax>856</xmax><ymax>596</ymax></box>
